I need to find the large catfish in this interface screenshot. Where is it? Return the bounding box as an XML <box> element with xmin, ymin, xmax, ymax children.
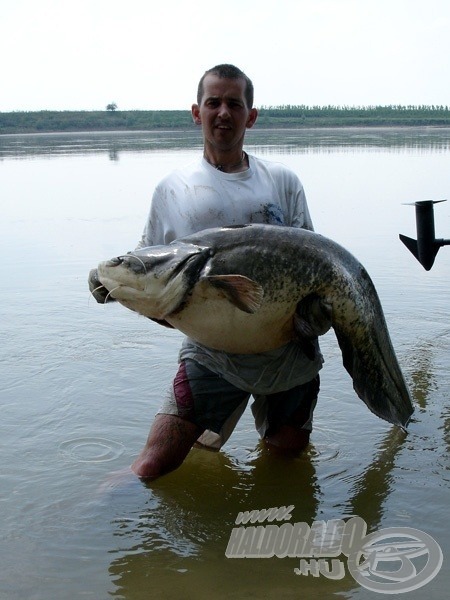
<box><xmin>94</xmin><ymin>224</ymin><xmax>414</xmax><ymax>428</ymax></box>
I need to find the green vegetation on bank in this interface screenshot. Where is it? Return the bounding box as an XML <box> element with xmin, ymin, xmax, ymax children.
<box><xmin>1</xmin><ymin>105</ymin><xmax>450</xmax><ymax>134</ymax></box>
<box><xmin>258</xmin><ymin>104</ymin><xmax>450</xmax><ymax>127</ymax></box>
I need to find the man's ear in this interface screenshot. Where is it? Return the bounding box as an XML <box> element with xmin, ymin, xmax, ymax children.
<box><xmin>191</xmin><ymin>104</ymin><xmax>201</xmax><ymax>125</ymax></box>
<box><xmin>246</xmin><ymin>108</ymin><xmax>258</xmax><ymax>129</ymax></box>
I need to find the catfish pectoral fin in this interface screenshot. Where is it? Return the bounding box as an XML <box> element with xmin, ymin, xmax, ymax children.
<box><xmin>205</xmin><ymin>274</ymin><xmax>264</xmax><ymax>313</ymax></box>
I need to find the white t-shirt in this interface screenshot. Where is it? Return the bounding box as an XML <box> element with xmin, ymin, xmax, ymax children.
<box><xmin>138</xmin><ymin>154</ymin><xmax>314</xmax><ymax>247</ymax></box>
<box><xmin>138</xmin><ymin>154</ymin><xmax>323</xmax><ymax>394</ymax></box>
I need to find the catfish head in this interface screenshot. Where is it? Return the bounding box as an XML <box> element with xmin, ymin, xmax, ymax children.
<box><xmin>97</xmin><ymin>242</ymin><xmax>212</xmax><ymax>319</ymax></box>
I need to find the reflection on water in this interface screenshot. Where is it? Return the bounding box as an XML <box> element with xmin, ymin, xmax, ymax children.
<box><xmin>0</xmin><ymin>130</ymin><xmax>448</xmax><ymax>599</ymax></box>
<box><xmin>104</xmin><ymin>424</ymin><xmax>410</xmax><ymax>599</ymax></box>
<box><xmin>0</xmin><ymin>129</ymin><xmax>204</xmax><ymax>160</ymax></box>
<box><xmin>1</xmin><ymin>127</ymin><xmax>450</xmax><ymax>161</ymax></box>
<box><xmin>407</xmin><ymin>340</ymin><xmax>438</xmax><ymax>410</ymax></box>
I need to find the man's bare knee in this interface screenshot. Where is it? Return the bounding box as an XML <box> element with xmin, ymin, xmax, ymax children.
<box><xmin>131</xmin><ymin>414</ymin><xmax>203</xmax><ymax>480</ymax></box>
<box><xmin>131</xmin><ymin>452</ymin><xmax>181</xmax><ymax>480</ymax></box>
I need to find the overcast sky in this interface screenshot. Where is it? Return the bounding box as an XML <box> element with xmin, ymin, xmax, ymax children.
<box><xmin>1</xmin><ymin>0</ymin><xmax>449</xmax><ymax>112</ymax></box>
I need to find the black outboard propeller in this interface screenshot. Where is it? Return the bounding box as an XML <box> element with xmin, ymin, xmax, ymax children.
<box><xmin>399</xmin><ymin>199</ymin><xmax>450</xmax><ymax>270</ymax></box>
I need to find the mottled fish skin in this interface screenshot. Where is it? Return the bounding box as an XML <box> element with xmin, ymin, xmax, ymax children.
<box><xmin>96</xmin><ymin>224</ymin><xmax>414</xmax><ymax>428</ymax></box>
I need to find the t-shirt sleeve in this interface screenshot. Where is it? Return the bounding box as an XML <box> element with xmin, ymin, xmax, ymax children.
<box><xmin>135</xmin><ymin>185</ymin><xmax>167</xmax><ymax>249</ymax></box>
<box><xmin>276</xmin><ymin>166</ymin><xmax>314</xmax><ymax>231</ymax></box>
<box><xmin>290</xmin><ymin>182</ymin><xmax>314</xmax><ymax>231</ymax></box>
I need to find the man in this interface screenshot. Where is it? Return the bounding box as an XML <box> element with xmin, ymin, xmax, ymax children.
<box><xmin>90</xmin><ymin>64</ymin><xmax>323</xmax><ymax>480</ymax></box>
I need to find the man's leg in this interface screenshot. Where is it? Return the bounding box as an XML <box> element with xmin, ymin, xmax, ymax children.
<box><xmin>131</xmin><ymin>360</ymin><xmax>249</xmax><ymax>480</ymax></box>
<box><xmin>255</xmin><ymin>376</ymin><xmax>320</xmax><ymax>453</ymax></box>
<box><xmin>264</xmin><ymin>419</ymin><xmax>311</xmax><ymax>452</ymax></box>
<box><xmin>131</xmin><ymin>414</ymin><xmax>204</xmax><ymax>479</ymax></box>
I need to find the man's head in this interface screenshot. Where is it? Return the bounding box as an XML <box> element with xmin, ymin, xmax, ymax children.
<box><xmin>192</xmin><ymin>64</ymin><xmax>258</xmax><ymax>158</ymax></box>
<box><xmin>197</xmin><ymin>64</ymin><xmax>254</xmax><ymax>109</ymax></box>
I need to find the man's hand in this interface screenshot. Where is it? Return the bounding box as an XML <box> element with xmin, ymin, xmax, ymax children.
<box><xmin>88</xmin><ymin>268</ymin><xmax>115</xmax><ymax>303</ymax></box>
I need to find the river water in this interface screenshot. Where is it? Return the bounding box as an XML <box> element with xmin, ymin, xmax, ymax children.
<box><xmin>0</xmin><ymin>128</ymin><xmax>449</xmax><ymax>599</ymax></box>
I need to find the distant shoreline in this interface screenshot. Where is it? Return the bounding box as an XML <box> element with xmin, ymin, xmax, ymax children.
<box><xmin>1</xmin><ymin>106</ymin><xmax>449</xmax><ymax>134</ymax></box>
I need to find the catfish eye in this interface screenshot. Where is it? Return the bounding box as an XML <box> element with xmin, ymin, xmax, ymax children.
<box><xmin>103</xmin><ymin>253</ymin><xmax>146</xmax><ymax>274</ymax></box>
<box><xmin>105</xmin><ymin>257</ymin><xmax>123</xmax><ymax>267</ymax></box>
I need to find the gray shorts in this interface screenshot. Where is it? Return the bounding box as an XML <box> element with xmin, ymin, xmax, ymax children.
<box><xmin>158</xmin><ymin>359</ymin><xmax>320</xmax><ymax>450</ymax></box>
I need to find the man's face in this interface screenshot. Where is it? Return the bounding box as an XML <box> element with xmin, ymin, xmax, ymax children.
<box><xmin>192</xmin><ymin>74</ymin><xmax>258</xmax><ymax>153</ymax></box>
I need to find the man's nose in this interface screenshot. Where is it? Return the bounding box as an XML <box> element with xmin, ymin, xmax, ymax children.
<box><xmin>217</xmin><ymin>102</ymin><xmax>231</xmax><ymax>118</ymax></box>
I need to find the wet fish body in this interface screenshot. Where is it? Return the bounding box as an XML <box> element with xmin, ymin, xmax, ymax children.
<box><xmin>96</xmin><ymin>224</ymin><xmax>414</xmax><ymax>428</ymax></box>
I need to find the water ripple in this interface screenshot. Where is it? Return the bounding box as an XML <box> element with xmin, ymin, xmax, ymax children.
<box><xmin>58</xmin><ymin>437</ymin><xmax>125</xmax><ymax>463</ymax></box>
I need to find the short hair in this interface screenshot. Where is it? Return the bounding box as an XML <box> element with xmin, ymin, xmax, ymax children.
<box><xmin>197</xmin><ymin>64</ymin><xmax>254</xmax><ymax>108</ymax></box>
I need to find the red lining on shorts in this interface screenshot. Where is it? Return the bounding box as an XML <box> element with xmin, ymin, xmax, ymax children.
<box><xmin>173</xmin><ymin>362</ymin><xmax>196</xmax><ymax>421</ymax></box>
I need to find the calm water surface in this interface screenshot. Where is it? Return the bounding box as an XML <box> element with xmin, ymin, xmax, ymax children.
<box><xmin>0</xmin><ymin>129</ymin><xmax>449</xmax><ymax>599</ymax></box>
